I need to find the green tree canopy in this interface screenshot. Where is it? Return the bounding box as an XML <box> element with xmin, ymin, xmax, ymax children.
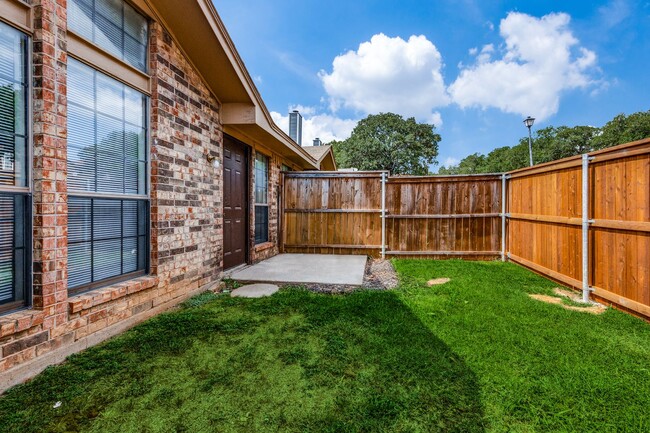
<box><xmin>332</xmin><ymin>113</ymin><xmax>440</xmax><ymax>175</ymax></box>
<box><xmin>592</xmin><ymin>111</ymin><xmax>650</xmax><ymax>149</ymax></box>
<box><xmin>437</xmin><ymin>110</ymin><xmax>650</xmax><ymax>174</ymax></box>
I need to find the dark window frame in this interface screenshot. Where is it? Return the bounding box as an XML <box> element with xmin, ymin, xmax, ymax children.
<box><xmin>0</xmin><ymin>192</ymin><xmax>31</xmax><ymax>314</ymax></box>
<box><xmin>254</xmin><ymin>152</ymin><xmax>269</xmax><ymax>245</ymax></box>
<box><xmin>67</xmin><ymin>197</ymin><xmax>149</xmax><ymax>296</ymax></box>
<box><xmin>0</xmin><ymin>22</ymin><xmax>31</xmax><ymax>315</ymax></box>
<box><xmin>66</xmin><ymin>59</ymin><xmax>150</xmax><ymax>295</ymax></box>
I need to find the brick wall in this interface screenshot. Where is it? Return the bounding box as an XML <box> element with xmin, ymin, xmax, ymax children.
<box><xmin>0</xmin><ymin>1</ymin><xmax>300</xmax><ymax>390</ymax></box>
<box><xmin>1</xmin><ymin>0</ymin><xmax>70</xmax><ymax>373</ymax></box>
<box><xmin>0</xmin><ymin>2</ymin><xmax>224</xmax><ymax>386</ymax></box>
<box><xmin>149</xmin><ymin>21</ymin><xmax>223</xmax><ymax>293</ymax></box>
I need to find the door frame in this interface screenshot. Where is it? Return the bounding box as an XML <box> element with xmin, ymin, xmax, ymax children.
<box><xmin>223</xmin><ymin>134</ymin><xmax>251</xmax><ymax>269</ymax></box>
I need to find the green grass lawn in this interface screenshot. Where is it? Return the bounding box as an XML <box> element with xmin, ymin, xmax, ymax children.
<box><xmin>1</xmin><ymin>260</ymin><xmax>649</xmax><ymax>432</ymax></box>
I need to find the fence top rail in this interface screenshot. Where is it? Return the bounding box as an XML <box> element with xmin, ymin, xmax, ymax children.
<box><xmin>508</xmin><ymin>158</ymin><xmax>583</xmax><ymax>179</ymax></box>
<box><xmin>389</xmin><ymin>174</ymin><xmax>502</xmax><ymax>183</ymax></box>
<box><xmin>285</xmin><ymin>171</ymin><xmax>504</xmax><ymax>181</ymax></box>
<box><xmin>284</xmin><ymin>171</ymin><xmax>387</xmax><ymax>179</ymax></box>
<box><xmin>507</xmin><ymin>137</ymin><xmax>650</xmax><ymax>178</ymax></box>
<box><xmin>589</xmin><ymin>137</ymin><xmax>650</xmax><ymax>157</ymax></box>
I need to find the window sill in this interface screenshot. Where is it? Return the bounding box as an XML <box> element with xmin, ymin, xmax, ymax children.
<box><xmin>0</xmin><ymin>309</ymin><xmax>46</xmax><ymax>339</ymax></box>
<box><xmin>68</xmin><ymin>275</ymin><xmax>159</xmax><ymax>314</ymax></box>
<box><xmin>254</xmin><ymin>242</ymin><xmax>275</xmax><ymax>252</ymax></box>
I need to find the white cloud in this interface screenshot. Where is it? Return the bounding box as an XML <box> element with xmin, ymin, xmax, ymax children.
<box><xmin>288</xmin><ymin>104</ymin><xmax>316</xmax><ymax>116</ymax></box>
<box><xmin>319</xmin><ymin>33</ymin><xmax>449</xmax><ymax>124</ymax></box>
<box><xmin>598</xmin><ymin>0</ymin><xmax>631</xmax><ymax>28</ymax></box>
<box><xmin>271</xmin><ymin>110</ymin><xmax>357</xmax><ymax>144</ymax></box>
<box><xmin>474</xmin><ymin>44</ymin><xmax>495</xmax><ymax>64</ymax></box>
<box><xmin>428</xmin><ymin>112</ymin><xmax>443</xmax><ymax>127</ymax></box>
<box><xmin>268</xmin><ymin>12</ymin><xmax>600</xmax><ymax>147</ymax></box>
<box><xmin>271</xmin><ymin>111</ymin><xmax>289</xmax><ymax>134</ymax></box>
<box><xmin>443</xmin><ymin>157</ymin><xmax>460</xmax><ymax>167</ymax></box>
<box><xmin>448</xmin><ymin>12</ymin><xmax>599</xmax><ymax>121</ymax></box>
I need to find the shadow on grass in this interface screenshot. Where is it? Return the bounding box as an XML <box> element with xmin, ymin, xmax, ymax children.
<box><xmin>0</xmin><ymin>289</ymin><xmax>485</xmax><ymax>433</ymax></box>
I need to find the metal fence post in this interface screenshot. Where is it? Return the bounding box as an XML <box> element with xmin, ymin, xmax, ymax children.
<box><xmin>581</xmin><ymin>153</ymin><xmax>594</xmax><ymax>303</ymax></box>
<box><xmin>501</xmin><ymin>173</ymin><xmax>507</xmax><ymax>262</ymax></box>
<box><xmin>381</xmin><ymin>172</ymin><xmax>386</xmax><ymax>259</ymax></box>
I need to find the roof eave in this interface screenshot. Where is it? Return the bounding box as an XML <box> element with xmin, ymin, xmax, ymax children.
<box><xmin>147</xmin><ymin>0</ymin><xmax>317</xmax><ymax>167</ymax></box>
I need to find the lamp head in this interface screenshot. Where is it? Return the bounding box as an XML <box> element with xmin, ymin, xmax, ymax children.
<box><xmin>523</xmin><ymin>116</ymin><xmax>535</xmax><ymax>128</ymax></box>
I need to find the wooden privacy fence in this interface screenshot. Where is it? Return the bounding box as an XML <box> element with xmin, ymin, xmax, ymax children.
<box><xmin>282</xmin><ymin>172</ymin><xmax>503</xmax><ymax>259</ymax></box>
<box><xmin>281</xmin><ymin>138</ymin><xmax>650</xmax><ymax>319</ymax></box>
<box><xmin>282</xmin><ymin>172</ymin><xmax>385</xmax><ymax>256</ymax></box>
<box><xmin>507</xmin><ymin>138</ymin><xmax>649</xmax><ymax>318</ymax></box>
<box><xmin>386</xmin><ymin>176</ymin><xmax>501</xmax><ymax>259</ymax></box>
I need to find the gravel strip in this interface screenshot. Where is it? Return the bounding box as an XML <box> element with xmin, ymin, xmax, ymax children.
<box><xmin>362</xmin><ymin>259</ymin><xmax>399</xmax><ymax>290</ymax></box>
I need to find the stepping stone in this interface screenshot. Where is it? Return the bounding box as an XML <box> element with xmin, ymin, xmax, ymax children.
<box><xmin>231</xmin><ymin>284</ymin><xmax>279</xmax><ymax>298</ymax></box>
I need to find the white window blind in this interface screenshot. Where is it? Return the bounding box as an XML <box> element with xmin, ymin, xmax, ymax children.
<box><xmin>68</xmin><ymin>0</ymin><xmax>148</xmax><ymax>72</ymax></box>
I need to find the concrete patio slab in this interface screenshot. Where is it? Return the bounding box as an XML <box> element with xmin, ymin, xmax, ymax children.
<box><xmin>230</xmin><ymin>254</ymin><xmax>367</xmax><ymax>286</ymax></box>
<box><xmin>231</xmin><ymin>284</ymin><xmax>279</xmax><ymax>298</ymax></box>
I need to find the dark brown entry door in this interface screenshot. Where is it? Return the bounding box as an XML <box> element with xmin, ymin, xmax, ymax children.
<box><xmin>223</xmin><ymin>136</ymin><xmax>248</xmax><ymax>269</ymax></box>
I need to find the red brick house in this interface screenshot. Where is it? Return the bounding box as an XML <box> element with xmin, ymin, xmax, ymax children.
<box><xmin>0</xmin><ymin>0</ymin><xmax>325</xmax><ymax>390</ymax></box>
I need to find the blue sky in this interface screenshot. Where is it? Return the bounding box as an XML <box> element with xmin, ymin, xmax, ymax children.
<box><xmin>214</xmin><ymin>0</ymin><xmax>650</xmax><ymax>170</ymax></box>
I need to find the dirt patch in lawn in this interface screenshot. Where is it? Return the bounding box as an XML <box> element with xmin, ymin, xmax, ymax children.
<box><xmin>529</xmin><ymin>288</ymin><xmax>607</xmax><ymax>315</ymax></box>
<box><xmin>296</xmin><ymin>258</ymin><xmax>398</xmax><ymax>294</ymax></box>
<box><xmin>427</xmin><ymin>278</ymin><xmax>451</xmax><ymax>286</ymax></box>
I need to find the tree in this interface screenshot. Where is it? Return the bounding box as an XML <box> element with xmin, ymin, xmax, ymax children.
<box><xmin>438</xmin><ymin>153</ymin><xmax>485</xmax><ymax>175</ymax></box>
<box><xmin>437</xmin><ymin>110</ymin><xmax>650</xmax><ymax>175</ymax></box>
<box><xmin>534</xmin><ymin>125</ymin><xmax>599</xmax><ymax>162</ymax></box>
<box><xmin>332</xmin><ymin>113</ymin><xmax>440</xmax><ymax>175</ymax></box>
<box><xmin>592</xmin><ymin>111</ymin><xmax>650</xmax><ymax>149</ymax></box>
<box><xmin>483</xmin><ymin>145</ymin><xmax>527</xmax><ymax>172</ymax></box>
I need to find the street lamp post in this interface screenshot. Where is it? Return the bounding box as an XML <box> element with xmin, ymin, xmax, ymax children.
<box><xmin>523</xmin><ymin>116</ymin><xmax>535</xmax><ymax>166</ymax></box>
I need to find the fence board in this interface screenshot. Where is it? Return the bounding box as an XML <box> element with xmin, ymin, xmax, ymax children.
<box><xmin>384</xmin><ymin>176</ymin><xmax>501</xmax><ymax>256</ymax></box>
<box><xmin>589</xmin><ymin>146</ymin><xmax>650</xmax><ymax>309</ymax></box>
<box><xmin>507</xmin><ymin>162</ymin><xmax>583</xmax><ymax>284</ymax></box>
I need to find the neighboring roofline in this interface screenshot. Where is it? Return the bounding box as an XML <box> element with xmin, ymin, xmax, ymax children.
<box><xmin>302</xmin><ymin>145</ymin><xmax>337</xmax><ymax>171</ymax></box>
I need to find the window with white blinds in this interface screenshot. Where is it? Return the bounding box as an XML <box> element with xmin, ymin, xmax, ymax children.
<box><xmin>0</xmin><ymin>22</ymin><xmax>28</xmax><ymax>188</ymax></box>
<box><xmin>68</xmin><ymin>58</ymin><xmax>146</xmax><ymax>195</ymax></box>
<box><xmin>0</xmin><ymin>22</ymin><xmax>29</xmax><ymax>313</ymax></box>
<box><xmin>0</xmin><ymin>194</ymin><xmax>28</xmax><ymax>312</ymax></box>
<box><xmin>67</xmin><ymin>59</ymin><xmax>148</xmax><ymax>293</ymax></box>
<box><xmin>68</xmin><ymin>198</ymin><xmax>147</xmax><ymax>289</ymax></box>
<box><xmin>68</xmin><ymin>0</ymin><xmax>149</xmax><ymax>72</ymax></box>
